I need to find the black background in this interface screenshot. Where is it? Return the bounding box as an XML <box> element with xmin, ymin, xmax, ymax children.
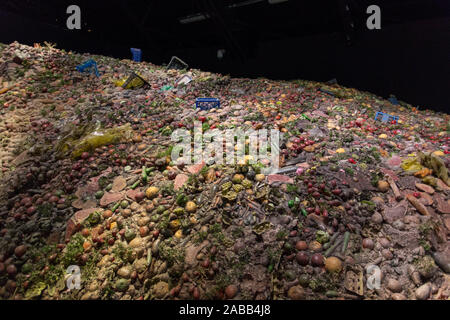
<box><xmin>0</xmin><ymin>299</ymin><xmax>445</xmax><ymax>318</ymax></box>
<box><xmin>0</xmin><ymin>0</ymin><xmax>449</xmax><ymax>112</ymax></box>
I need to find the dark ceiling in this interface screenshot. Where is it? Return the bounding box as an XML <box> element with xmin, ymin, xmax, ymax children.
<box><xmin>1</xmin><ymin>0</ymin><xmax>449</xmax><ymax>61</ymax></box>
<box><xmin>1</xmin><ymin>1</ymin><xmax>449</xmax><ymax>112</ymax></box>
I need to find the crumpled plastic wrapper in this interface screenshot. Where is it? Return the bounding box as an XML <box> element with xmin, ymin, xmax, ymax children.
<box><xmin>55</xmin><ymin>123</ymin><xmax>133</xmax><ymax>159</ymax></box>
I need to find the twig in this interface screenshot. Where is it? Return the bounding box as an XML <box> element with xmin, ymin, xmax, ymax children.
<box><xmin>325</xmin><ymin>237</ymin><xmax>343</xmax><ymax>257</ymax></box>
<box><xmin>387</xmin><ymin>176</ymin><xmax>403</xmax><ymax>201</ymax></box>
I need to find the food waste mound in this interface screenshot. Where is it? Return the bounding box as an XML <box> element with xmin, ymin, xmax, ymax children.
<box><xmin>0</xmin><ymin>41</ymin><xmax>449</xmax><ymax>300</ymax></box>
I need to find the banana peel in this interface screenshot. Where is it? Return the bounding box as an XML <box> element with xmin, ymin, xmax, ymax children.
<box><xmin>418</xmin><ymin>152</ymin><xmax>449</xmax><ymax>186</ymax></box>
<box><xmin>401</xmin><ymin>152</ymin><xmax>449</xmax><ymax>186</ymax></box>
<box><xmin>401</xmin><ymin>157</ymin><xmax>422</xmax><ymax>173</ymax></box>
<box><xmin>55</xmin><ymin>123</ymin><xmax>133</xmax><ymax>159</ymax></box>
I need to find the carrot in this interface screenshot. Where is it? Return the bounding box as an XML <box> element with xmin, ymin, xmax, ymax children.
<box><xmin>406</xmin><ymin>194</ymin><xmax>429</xmax><ymax>215</ymax></box>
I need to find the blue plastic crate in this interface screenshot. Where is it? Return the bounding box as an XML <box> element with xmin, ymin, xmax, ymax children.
<box><xmin>195</xmin><ymin>98</ymin><xmax>220</xmax><ymax>111</ymax></box>
<box><xmin>130</xmin><ymin>48</ymin><xmax>142</xmax><ymax>62</ymax></box>
<box><xmin>388</xmin><ymin>96</ymin><xmax>399</xmax><ymax>105</ymax></box>
<box><xmin>76</xmin><ymin>59</ymin><xmax>99</xmax><ymax>77</ymax></box>
<box><xmin>374</xmin><ymin>111</ymin><xmax>399</xmax><ymax>124</ymax></box>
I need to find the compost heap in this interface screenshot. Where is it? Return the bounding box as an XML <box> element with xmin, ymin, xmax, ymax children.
<box><xmin>0</xmin><ymin>41</ymin><xmax>449</xmax><ymax>300</ymax></box>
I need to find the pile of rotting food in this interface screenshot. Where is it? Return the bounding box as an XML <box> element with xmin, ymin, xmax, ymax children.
<box><xmin>0</xmin><ymin>41</ymin><xmax>448</xmax><ymax>300</ymax></box>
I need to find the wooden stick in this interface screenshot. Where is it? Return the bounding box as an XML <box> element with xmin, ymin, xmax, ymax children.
<box><xmin>406</xmin><ymin>194</ymin><xmax>429</xmax><ymax>215</ymax></box>
<box><xmin>387</xmin><ymin>177</ymin><xmax>403</xmax><ymax>201</ymax></box>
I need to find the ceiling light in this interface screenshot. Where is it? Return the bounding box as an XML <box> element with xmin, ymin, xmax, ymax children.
<box><xmin>179</xmin><ymin>14</ymin><xmax>208</xmax><ymax>24</ymax></box>
<box><xmin>268</xmin><ymin>0</ymin><xmax>289</xmax><ymax>4</ymax></box>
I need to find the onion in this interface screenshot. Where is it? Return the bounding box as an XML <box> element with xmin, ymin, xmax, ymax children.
<box><xmin>225</xmin><ymin>284</ymin><xmax>238</xmax><ymax>299</ymax></box>
<box><xmin>167</xmin><ymin>171</ymin><xmax>177</xmax><ymax>180</ymax></box>
<box><xmin>80</xmin><ymin>254</ymin><xmax>88</xmax><ymax>264</ymax></box>
<box><xmin>102</xmin><ymin>210</ymin><xmax>113</xmax><ymax>219</ymax></box>
<box><xmin>201</xmin><ymin>258</ymin><xmax>210</xmax><ymax>268</ymax></box>
<box><xmin>14</xmin><ymin>245</ymin><xmax>27</xmax><ymax>258</ymax></box>
<box><xmin>295</xmin><ymin>241</ymin><xmax>308</xmax><ymax>251</ymax></box>
<box><xmin>332</xmin><ymin>189</ymin><xmax>342</xmax><ymax>195</ymax></box>
<box><xmin>5</xmin><ymin>280</ymin><xmax>16</xmax><ymax>293</ymax></box>
<box><xmin>296</xmin><ymin>252</ymin><xmax>309</xmax><ymax>266</ymax></box>
<box><xmin>362</xmin><ymin>238</ymin><xmax>374</xmax><ymax>250</ymax></box>
<box><xmin>6</xmin><ymin>264</ymin><xmax>17</xmax><ymax>276</ymax></box>
<box><xmin>135</xmin><ymin>192</ymin><xmax>145</xmax><ymax>203</ymax></box>
<box><xmin>311</xmin><ymin>253</ymin><xmax>324</xmax><ymax>267</ymax></box>
<box><xmin>81</xmin><ymin>228</ymin><xmax>90</xmax><ymax>237</ymax></box>
<box><xmin>20</xmin><ymin>197</ymin><xmax>32</xmax><ymax>207</ymax></box>
<box><xmin>49</xmin><ymin>196</ymin><xmax>59</xmax><ymax>203</ymax></box>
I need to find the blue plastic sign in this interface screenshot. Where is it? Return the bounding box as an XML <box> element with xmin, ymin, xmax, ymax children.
<box><xmin>195</xmin><ymin>98</ymin><xmax>220</xmax><ymax>111</ymax></box>
<box><xmin>374</xmin><ymin>111</ymin><xmax>399</xmax><ymax>124</ymax></box>
<box><xmin>130</xmin><ymin>48</ymin><xmax>142</xmax><ymax>62</ymax></box>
